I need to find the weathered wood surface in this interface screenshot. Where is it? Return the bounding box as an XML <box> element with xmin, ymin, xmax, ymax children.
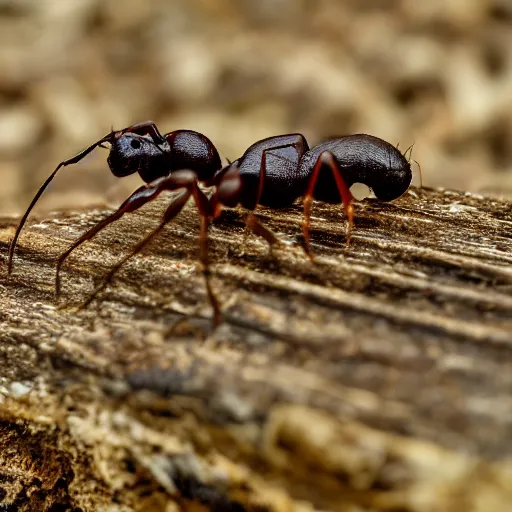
<box><xmin>1</xmin><ymin>186</ymin><xmax>512</xmax><ymax>511</ymax></box>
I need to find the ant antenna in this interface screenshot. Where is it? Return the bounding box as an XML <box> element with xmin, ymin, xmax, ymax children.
<box><xmin>7</xmin><ymin>131</ymin><xmax>115</xmax><ymax>274</ymax></box>
<box><xmin>403</xmin><ymin>142</ymin><xmax>415</xmax><ymax>162</ymax></box>
<box><xmin>412</xmin><ymin>159</ymin><xmax>423</xmax><ymax>188</ymax></box>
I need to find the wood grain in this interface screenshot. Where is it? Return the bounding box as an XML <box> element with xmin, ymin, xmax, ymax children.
<box><xmin>0</xmin><ymin>186</ymin><xmax>512</xmax><ymax>511</ymax></box>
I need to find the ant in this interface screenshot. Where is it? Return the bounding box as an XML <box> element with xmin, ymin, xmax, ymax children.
<box><xmin>7</xmin><ymin>121</ymin><xmax>414</xmax><ymax>326</ymax></box>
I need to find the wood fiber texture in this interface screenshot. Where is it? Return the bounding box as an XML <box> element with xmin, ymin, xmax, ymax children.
<box><xmin>0</xmin><ymin>186</ymin><xmax>512</xmax><ymax>511</ymax></box>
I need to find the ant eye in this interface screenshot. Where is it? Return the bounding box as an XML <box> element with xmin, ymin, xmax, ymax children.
<box><xmin>131</xmin><ymin>139</ymin><xmax>141</xmax><ymax>149</ymax></box>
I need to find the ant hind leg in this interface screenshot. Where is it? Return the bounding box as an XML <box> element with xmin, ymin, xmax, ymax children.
<box><xmin>302</xmin><ymin>151</ymin><xmax>354</xmax><ymax>259</ymax></box>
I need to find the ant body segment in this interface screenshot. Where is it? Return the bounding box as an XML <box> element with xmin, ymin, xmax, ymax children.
<box><xmin>7</xmin><ymin>121</ymin><xmax>413</xmax><ymax>326</ymax></box>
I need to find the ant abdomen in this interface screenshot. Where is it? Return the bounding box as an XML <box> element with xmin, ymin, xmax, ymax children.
<box><xmin>300</xmin><ymin>134</ymin><xmax>412</xmax><ymax>203</ymax></box>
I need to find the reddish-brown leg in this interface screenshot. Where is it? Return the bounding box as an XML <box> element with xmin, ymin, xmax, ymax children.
<box><xmin>198</xmin><ymin>214</ymin><xmax>223</xmax><ymax>327</ymax></box>
<box><xmin>71</xmin><ymin>171</ymin><xmax>222</xmax><ymax>327</ymax></box>
<box><xmin>7</xmin><ymin>121</ymin><xmax>169</xmax><ymax>275</ymax></box>
<box><xmin>302</xmin><ymin>151</ymin><xmax>354</xmax><ymax>258</ymax></box>
<box><xmin>245</xmin><ymin>213</ymin><xmax>280</xmax><ymax>248</ymax></box>
<box><xmin>76</xmin><ymin>189</ymin><xmax>192</xmax><ymax>310</ymax></box>
<box><xmin>55</xmin><ymin>172</ymin><xmax>199</xmax><ymax>296</ymax></box>
<box><xmin>182</xmin><ymin>177</ymin><xmax>224</xmax><ymax>326</ymax></box>
<box><xmin>7</xmin><ymin>131</ymin><xmax>118</xmax><ymax>274</ymax></box>
<box><xmin>243</xmin><ymin>144</ymin><xmax>304</xmax><ymax>251</ymax></box>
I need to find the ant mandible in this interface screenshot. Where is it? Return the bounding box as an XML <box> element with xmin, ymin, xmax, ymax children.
<box><xmin>7</xmin><ymin>121</ymin><xmax>413</xmax><ymax>326</ymax></box>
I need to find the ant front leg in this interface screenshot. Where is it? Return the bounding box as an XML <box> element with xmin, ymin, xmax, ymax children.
<box><xmin>302</xmin><ymin>151</ymin><xmax>354</xmax><ymax>258</ymax></box>
<box><xmin>120</xmin><ymin>120</ymin><xmax>165</xmax><ymax>144</ymax></box>
<box><xmin>7</xmin><ymin>121</ymin><xmax>164</xmax><ymax>274</ymax></box>
<box><xmin>72</xmin><ymin>171</ymin><xmax>222</xmax><ymax>327</ymax></box>
<box><xmin>55</xmin><ymin>171</ymin><xmax>201</xmax><ymax>296</ymax></box>
<box><xmin>77</xmin><ymin>188</ymin><xmax>192</xmax><ymax>311</ymax></box>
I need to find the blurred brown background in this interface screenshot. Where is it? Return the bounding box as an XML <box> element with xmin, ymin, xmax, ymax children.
<box><xmin>1</xmin><ymin>0</ymin><xmax>512</xmax><ymax>216</ymax></box>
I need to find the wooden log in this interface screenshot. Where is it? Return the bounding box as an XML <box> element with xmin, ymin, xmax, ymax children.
<box><xmin>0</xmin><ymin>186</ymin><xmax>512</xmax><ymax>511</ymax></box>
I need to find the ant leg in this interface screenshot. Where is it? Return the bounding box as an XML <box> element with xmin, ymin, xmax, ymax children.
<box><xmin>121</xmin><ymin>121</ymin><xmax>165</xmax><ymax>144</ymax></box>
<box><xmin>8</xmin><ymin>121</ymin><xmax>169</xmax><ymax>274</ymax></box>
<box><xmin>56</xmin><ymin>185</ymin><xmax>155</xmax><ymax>296</ymax></box>
<box><xmin>243</xmin><ymin>148</ymin><xmax>281</xmax><ymax>251</ymax></box>
<box><xmin>198</xmin><ymin>214</ymin><xmax>222</xmax><ymax>327</ymax></box>
<box><xmin>67</xmin><ymin>171</ymin><xmax>222</xmax><ymax>327</ymax></box>
<box><xmin>302</xmin><ymin>151</ymin><xmax>354</xmax><ymax>258</ymax></box>
<box><xmin>244</xmin><ymin>143</ymin><xmax>304</xmax><ymax>252</ymax></box>
<box><xmin>211</xmin><ymin>164</ymin><xmax>274</xmax><ymax>255</ymax></box>
<box><xmin>77</xmin><ymin>189</ymin><xmax>192</xmax><ymax>310</ymax></box>
<box><xmin>186</xmin><ymin>182</ymin><xmax>223</xmax><ymax>326</ymax></box>
<box><xmin>7</xmin><ymin>131</ymin><xmax>115</xmax><ymax>274</ymax></box>
<box><xmin>55</xmin><ymin>171</ymin><xmax>200</xmax><ymax>296</ymax></box>
<box><xmin>245</xmin><ymin>213</ymin><xmax>280</xmax><ymax>254</ymax></box>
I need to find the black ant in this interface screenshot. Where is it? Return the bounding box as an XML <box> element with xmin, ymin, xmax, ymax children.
<box><xmin>7</xmin><ymin>121</ymin><xmax>414</xmax><ymax>326</ymax></box>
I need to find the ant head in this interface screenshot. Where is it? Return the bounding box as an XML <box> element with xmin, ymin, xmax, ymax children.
<box><xmin>107</xmin><ymin>132</ymin><xmax>168</xmax><ymax>182</ymax></box>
